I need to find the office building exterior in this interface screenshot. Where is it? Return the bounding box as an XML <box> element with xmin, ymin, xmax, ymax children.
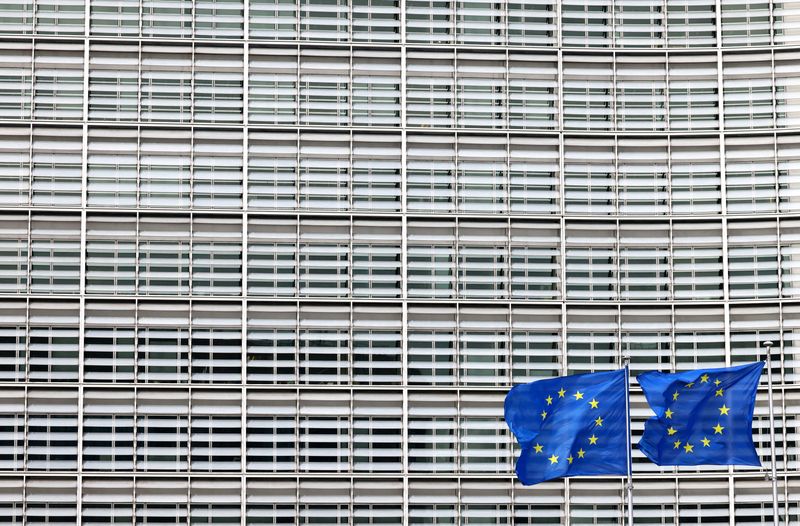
<box><xmin>0</xmin><ymin>0</ymin><xmax>797</xmax><ymax>523</ymax></box>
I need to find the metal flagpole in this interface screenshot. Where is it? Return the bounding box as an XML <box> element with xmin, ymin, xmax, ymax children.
<box><xmin>622</xmin><ymin>357</ymin><xmax>634</xmax><ymax>526</ymax></box>
<box><xmin>762</xmin><ymin>340</ymin><xmax>780</xmax><ymax>526</ymax></box>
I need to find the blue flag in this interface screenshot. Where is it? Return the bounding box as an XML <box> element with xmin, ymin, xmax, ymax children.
<box><xmin>504</xmin><ymin>369</ymin><xmax>629</xmax><ymax>485</ymax></box>
<box><xmin>637</xmin><ymin>362</ymin><xmax>764</xmax><ymax>466</ymax></box>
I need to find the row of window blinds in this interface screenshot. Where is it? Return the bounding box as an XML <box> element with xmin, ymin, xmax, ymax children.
<box><xmin>1</xmin><ymin>0</ymin><xmax>799</xmax><ymax>48</ymax></box>
<box><xmin>5</xmin><ymin>213</ymin><xmax>800</xmax><ymax>299</ymax></box>
<box><xmin>0</xmin><ymin>477</ymin><xmax>793</xmax><ymax>515</ymax></box>
<box><xmin>1</xmin><ymin>300</ymin><xmax>800</xmax><ymax>382</ymax></box>
<box><xmin>0</xmin><ymin>387</ymin><xmax>797</xmax><ymax>472</ymax></box>
<box><xmin>5</xmin><ymin>127</ymin><xmax>800</xmax><ymax>215</ymax></box>
<box><xmin>2</xmin><ymin>44</ymin><xmax>800</xmax><ymax>130</ymax></box>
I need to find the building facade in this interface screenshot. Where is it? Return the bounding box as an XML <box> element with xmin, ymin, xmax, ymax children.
<box><xmin>0</xmin><ymin>0</ymin><xmax>798</xmax><ymax>523</ymax></box>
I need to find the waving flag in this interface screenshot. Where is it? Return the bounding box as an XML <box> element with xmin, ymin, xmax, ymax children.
<box><xmin>637</xmin><ymin>362</ymin><xmax>764</xmax><ymax>466</ymax></box>
<box><xmin>504</xmin><ymin>369</ymin><xmax>629</xmax><ymax>485</ymax></box>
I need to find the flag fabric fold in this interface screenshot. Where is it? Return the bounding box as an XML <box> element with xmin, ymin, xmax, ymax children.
<box><xmin>637</xmin><ymin>361</ymin><xmax>764</xmax><ymax>467</ymax></box>
<box><xmin>504</xmin><ymin>369</ymin><xmax>629</xmax><ymax>485</ymax></box>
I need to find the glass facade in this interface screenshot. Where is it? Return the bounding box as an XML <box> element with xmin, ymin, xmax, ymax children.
<box><xmin>0</xmin><ymin>0</ymin><xmax>798</xmax><ymax>524</ymax></box>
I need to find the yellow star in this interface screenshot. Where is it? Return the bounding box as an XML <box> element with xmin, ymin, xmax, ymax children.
<box><xmin>541</xmin><ymin>410</ymin><xmax>547</xmax><ymax>420</ymax></box>
<box><xmin>701</xmin><ymin>437</ymin><xmax>711</xmax><ymax>447</ymax></box>
<box><xmin>673</xmin><ymin>439</ymin><xmax>681</xmax><ymax>449</ymax></box>
<box><xmin>574</xmin><ymin>391</ymin><xmax>584</xmax><ymax>401</ymax></box>
<box><xmin>577</xmin><ymin>448</ymin><xmax>585</xmax><ymax>459</ymax></box>
<box><xmin>588</xmin><ymin>435</ymin><xmax>598</xmax><ymax>445</ymax></box>
<box><xmin>719</xmin><ymin>404</ymin><xmax>730</xmax><ymax>416</ymax></box>
<box><xmin>713</xmin><ymin>423</ymin><xmax>724</xmax><ymax>434</ymax></box>
<box><xmin>700</xmin><ymin>374</ymin><xmax>709</xmax><ymax>383</ymax></box>
<box><xmin>685</xmin><ymin>382</ymin><xmax>694</xmax><ymax>388</ymax></box>
<box><xmin>534</xmin><ymin>443</ymin><xmax>543</xmax><ymax>454</ymax></box>
<box><xmin>664</xmin><ymin>408</ymin><xmax>674</xmax><ymax>419</ymax></box>
<box><xmin>667</xmin><ymin>426</ymin><xmax>677</xmax><ymax>436</ymax></box>
<box><xmin>589</xmin><ymin>398</ymin><xmax>599</xmax><ymax>409</ymax></box>
<box><xmin>567</xmin><ymin>455</ymin><xmax>574</xmax><ymax>464</ymax></box>
<box><xmin>684</xmin><ymin>442</ymin><xmax>694</xmax><ymax>453</ymax></box>
<box><xmin>546</xmin><ymin>395</ymin><xmax>553</xmax><ymax>405</ymax></box>
<box><xmin>548</xmin><ymin>454</ymin><xmax>559</xmax><ymax>464</ymax></box>
<box><xmin>557</xmin><ymin>388</ymin><xmax>566</xmax><ymax>398</ymax></box>
<box><xmin>715</xmin><ymin>388</ymin><xmax>724</xmax><ymax>397</ymax></box>
<box><xmin>714</xmin><ymin>379</ymin><xmax>721</xmax><ymax>386</ymax></box>
<box><xmin>672</xmin><ymin>391</ymin><xmax>680</xmax><ymax>401</ymax></box>
<box><xmin>594</xmin><ymin>416</ymin><xmax>603</xmax><ymax>427</ymax></box>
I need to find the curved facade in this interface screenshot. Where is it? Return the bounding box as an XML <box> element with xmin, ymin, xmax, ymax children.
<box><xmin>0</xmin><ymin>0</ymin><xmax>799</xmax><ymax>524</ymax></box>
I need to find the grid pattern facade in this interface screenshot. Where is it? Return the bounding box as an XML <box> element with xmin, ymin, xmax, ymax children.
<box><xmin>0</xmin><ymin>0</ymin><xmax>799</xmax><ymax>524</ymax></box>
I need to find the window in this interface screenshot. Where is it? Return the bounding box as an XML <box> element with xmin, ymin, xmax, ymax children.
<box><xmin>247</xmin><ymin>217</ymin><xmax>297</xmax><ymax>296</ymax></box>
<box><xmin>247</xmin><ymin>304</ymin><xmax>297</xmax><ymax>383</ymax></box>
<box><xmin>88</xmin><ymin>44</ymin><xmax>139</xmax><ymax>121</ymax></box>
<box><xmin>726</xmin><ymin>135</ymin><xmax>777</xmax><ymax>214</ymax></box>
<box><xmin>195</xmin><ymin>0</ymin><xmax>245</xmax><ymax>39</ymax></box>
<box><xmin>353</xmin><ymin>0</ymin><xmax>400</xmax><ymax>42</ymax></box>
<box><xmin>562</xmin><ymin>0</ymin><xmax>612</xmax><ymax>47</ymax></box>
<box><xmin>565</xmin><ymin>223</ymin><xmax>617</xmax><ymax>301</ymax></box>
<box><xmin>511</xmin><ymin>307</ymin><xmax>561</xmax><ymax>383</ymax></box>
<box><xmin>617</xmin><ymin>139</ymin><xmax>668</xmax><ymax>214</ymax></box>
<box><xmin>0</xmin><ymin>128</ymin><xmax>31</xmax><ymax>207</ymax></box>
<box><xmin>674</xmin><ymin>306</ymin><xmax>726</xmax><ymax>370</ymax></box>
<box><xmin>0</xmin><ymin>389</ymin><xmax>24</xmax><ymax>469</ymax></box>
<box><xmin>621</xmin><ymin>308</ymin><xmax>672</xmax><ymax>380</ymax></box>
<box><xmin>408</xmin><ymin>306</ymin><xmax>456</xmax><ymax>385</ymax></box>
<box><xmin>456</xmin><ymin>52</ymin><xmax>505</xmax><ymax>128</ymax></box>
<box><xmin>564</xmin><ymin>138</ymin><xmax>615</xmax><ymax>214</ymax></box>
<box><xmin>458</xmin><ymin>308</ymin><xmax>509</xmax><ymax>385</ymax></box>
<box><xmin>136</xmin><ymin>392</ymin><xmax>190</xmax><ymax>471</ymax></box>
<box><xmin>563</xmin><ymin>56</ymin><xmax>613</xmax><ymax>130</ymax></box>
<box><xmin>407</xmin><ymin>135</ymin><xmax>456</xmax><ymax>212</ymax></box>
<box><xmin>299</xmin><ymin>133</ymin><xmax>350</xmax><ymax>210</ymax></box>
<box><xmin>408</xmin><ymin>394</ymin><xmax>457</xmax><ymax>472</ymax></box>
<box><xmin>616</xmin><ymin>55</ymin><xmax>667</xmax><ymax>131</ymax></box>
<box><xmin>192</xmin><ymin>130</ymin><xmax>244</xmax><ymax>207</ymax></box>
<box><xmin>298</xmin><ymin>305</ymin><xmax>350</xmax><ymax>384</ymax></box>
<box><xmin>352</xmin><ymin>133</ymin><xmax>402</xmax><ymax>212</ymax></box>
<box><xmin>27</xmin><ymin>389</ymin><xmax>79</xmax><ymax>470</ymax></box>
<box><xmin>407</xmin><ymin>52</ymin><xmax>455</xmax><ymax>128</ymax></box>
<box><xmin>0</xmin><ymin>214</ymin><xmax>29</xmax><ymax>293</ymax></box>
<box><xmin>299</xmin><ymin>392</ymin><xmax>351</xmax><ymax>472</ymax></box>
<box><xmin>667</xmin><ymin>0</ymin><xmax>716</xmax><ymax>47</ymax></box>
<box><xmin>90</xmin><ymin>0</ymin><xmax>140</xmax><ymax>36</ymax></box>
<box><xmin>249</xmin><ymin>48</ymin><xmax>298</xmax><ymax>125</ymax></box>
<box><xmin>249</xmin><ymin>0</ymin><xmax>298</xmax><ymax>39</ymax></box>
<box><xmin>618</xmin><ymin>224</ymin><xmax>670</xmax><ymax>301</ymax></box>
<box><xmin>185</xmin><ymin>230</ymin><xmax>245</xmax><ymax>294</ymax></box>
<box><xmin>407</xmin><ymin>221</ymin><xmax>456</xmax><ymax>298</ymax></box>
<box><xmin>352</xmin><ymin>220</ymin><xmax>401</xmax><ymax>298</ymax></box>
<box><xmin>137</xmin><ymin>303</ymin><xmax>190</xmax><ymax>383</ymax></box>
<box><xmin>722</xmin><ymin>52</ymin><xmax>774</xmax><ymax>130</ymax></box>
<box><xmin>33</xmin><ymin>44</ymin><xmax>83</xmax><ymax>120</ymax></box>
<box><xmin>300</xmin><ymin>0</ymin><xmax>350</xmax><ymax>41</ymax></box>
<box><xmin>30</xmin><ymin>214</ymin><xmax>80</xmax><ymax>294</ymax></box>
<box><xmin>721</xmin><ymin>0</ymin><xmax>771</xmax><ymax>46</ymax></box>
<box><xmin>457</xmin><ymin>136</ymin><xmax>507</xmax><ymax>213</ymax></box>
<box><xmin>139</xmin><ymin>129</ymin><xmax>192</xmax><ymax>208</ymax></box>
<box><xmin>353</xmin><ymin>392</ymin><xmax>402</xmax><ymax>472</ymax></box>
<box><xmin>508</xmin><ymin>53</ymin><xmax>558</xmax><ymax>130</ymax></box>
<box><xmin>35</xmin><ymin>0</ymin><xmax>84</xmax><ymax>34</ymax></box>
<box><xmin>566</xmin><ymin>308</ymin><xmax>618</xmax><ymax>374</ymax></box>
<box><xmin>406</xmin><ymin>0</ymin><xmax>454</xmax><ymax>44</ymax></box>
<box><xmin>190</xmin><ymin>391</ymin><xmax>242</xmax><ymax>471</ymax></box>
<box><xmin>247</xmin><ymin>390</ymin><xmax>297</xmax><ymax>471</ymax></box>
<box><xmin>352</xmin><ymin>50</ymin><xmax>401</xmax><ymax>127</ymax></box>
<box><xmin>84</xmin><ymin>302</ymin><xmax>135</xmax><ymax>382</ymax></box>
<box><xmin>83</xmin><ymin>391</ymin><xmax>135</xmax><ymax>470</ymax></box>
<box><xmin>191</xmin><ymin>303</ymin><xmax>242</xmax><ymax>382</ymax></box>
<box><xmin>248</xmin><ymin>131</ymin><xmax>298</xmax><ymax>209</ymax></box>
<box><xmin>82</xmin><ymin>479</ymin><xmax>134</xmax><ymax>526</ymax></box>
<box><xmin>135</xmin><ymin>479</ymin><xmax>189</xmax><ymax>524</ymax></box>
<box><xmin>509</xmin><ymin>137</ymin><xmax>559</xmax><ymax>214</ymax></box>
<box><xmin>194</xmin><ymin>46</ymin><xmax>244</xmax><ymax>124</ymax></box>
<box><xmin>458</xmin><ymin>221</ymin><xmax>508</xmax><ymax>299</ymax></box>
<box><xmin>508</xmin><ymin>0</ymin><xmax>556</xmax><ymax>46</ymax></box>
<box><xmin>86</xmin><ymin>215</ymin><xmax>136</xmax><ymax>295</ymax></box>
<box><xmin>298</xmin><ymin>220</ymin><xmax>350</xmax><ymax>297</ymax></box>
<box><xmin>668</xmin><ymin>55</ymin><xmax>719</xmax><ymax>130</ymax></box>
<box><xmin>615</xmin><ymin>0</ymin><xmax>665</xmax><ymax>47</ymax></box>
<box><xmin>87</xmin><ymin>129</ymin><xmax>138</xmax><ymax>207</ymax></box>
<box><xmin>26</xmin><ymin>478</ymin><xmax>77</xmax><ymax>525</ymax></box>
<box><xmin>352</xmin><ymin>306</ymin><xmax>402</xmax><ymax>384</ymax></box>
<box><xmin>672</xmin><ymin>222</ymin><xmax>724</xmax><ymax>300</ymax></box>
<box><xmin>31</xmin><ymin>128</ymin><xmax>82</xmax><ymax>207</ymax></box>
<box><xmin>299</xmin><ymin>50</ymin><xmax>350</xmax><ymax>126</ymax></box>
<box><xmin>670</xmin><ymin>137</ymin><xmax>722</xmax><ymax>214</ymax></box>
<box><xmin>779</xmin><ymin>135</ymin><xmax>800</xmax><ymax>212</ymax></box>
<box><xmin>137</xmin><ymin>215</ymin><xmax>191</xmax><ymax>295</ymax></box>
<box><xmin>141</xmin><ymin>46</ymin><xmax>193</xmax><ymax>123</ymax></box>
<box><xmin>0</xmin><ymin>43</ymin><xmax>32</xmax><ymax>120</ymax></box>
<box><xmin>142</xmin><ymin>0</ymin><xmax>193</xmax><ymax>38</ymax></box>
<box><xmin>728</xmin><ymin>220</ymin><xmax>779</xmax><ymax>299</ymax></box>
<box><xmin>0</xmin><ymin>1</ymin><xmax>33</xmax><ymax>33</ymax></box>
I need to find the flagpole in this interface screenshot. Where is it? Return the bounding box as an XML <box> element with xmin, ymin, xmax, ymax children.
<box><xmin>622</xmin><ymin>357</ymin><xmax>634</xmax><ymax>526</ymax></box>
<box><xmin>762</xmin><ymin>340</ymin><xmax>780</xmax><ymax>526</ymax></box>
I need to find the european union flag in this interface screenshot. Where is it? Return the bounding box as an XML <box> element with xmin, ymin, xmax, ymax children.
<box><xmin>504</xmin><ymin>369</ymin><xmax>629</xmax><ymax>485</ymax></box>
<box><xmin>637</xmin><ymin>362</ymin><xmax>764</xmax><ymax>466</ymax></box>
